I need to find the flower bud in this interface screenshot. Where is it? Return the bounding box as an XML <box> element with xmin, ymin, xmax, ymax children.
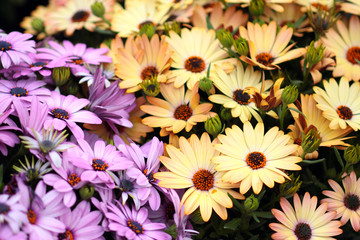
<box><xmin>52</xmin><ymin>67</ymin><xmax>70</xmax><ymax>86</ymax></box>
<box><xmin>233</xmin><ymin>37</ymin><xmax>249</xmax><ymax>56</ymax></box>
<box><xmin>249</xmin><ymin>0</ymin><xmax>265</xmax><ymax>17</ymax></box>
<box><xmin>279</xmin><ymin>174</ymin><xmax>302</xmax><ymax>197</ymax></box>
<box><xmin>304</xmin><ymin>41</ymin><xmax>325</xmax><ymax>69</ymax></box>
<box><xmin>91</xmin><ymin>1</ymin><xmax>105</xmax><ymax>18</ymax></box>
<box><xmin>216</xmin><ymin>29</ymin><xmax>234</xmax><ymax>49</ymax></box>
<box><xmin>199</xmin><ymin>77</ymin><xmax>213</xmax><ymax>94</ymax></box>
<box><xmin>220</xmin><ymin>107</ymin><xmax>232</xmax><ymax>121</ymax></box>
<box><xmin>301</xmin><ymin>126</ymin><xmax>322</xmax><ymax>156</ymax></box>
<box><xmin>164</xmin><ymin>22</ymin><xmax>181</xmax><ymax>36</ymax></box>
<box><xmin>66</xmin><ymin>81</ymin><xmax>79</xmax><ymax>95</ymax></box>
<box><xmin>140</xmin><ymin>76</ymin><xmax>160</xmax><ymax>97</ymax></box>
<box><xmin>31</xmin><ymin>18</ymin><xmax>45</xmax><ymax>32</ymax></box>
<box><xmin>205</xmin><ymin>115</ymin><xmax>222</xmax><ymax>138</ymax></box>
<box><xmin>281</xmin><ymin>85</ymin><xmax>298</xmax><ymax>105</ymax></box>
<box><xmin>244</xmin><ymin>194</ymin><xmax>259</xmax><ymax>212</ymax></box>
<box><xmin>139</xmin><ymin>23</ymin><xmax>156</xmax><ymax>40</ymax></box>
<box><xmin>80</xmin><ymin>185</ymin><xmax>95</xmax><ymax>200</ymax></box>
<box><xmin>344</xmin><ymin>144</ymin><xmax>360</xmax><ymax>165</ymax></box>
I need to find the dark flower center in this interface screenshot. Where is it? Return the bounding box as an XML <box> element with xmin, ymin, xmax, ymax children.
<box><xmin>233</xmin><ymin>89</ymin><xmax>250</xmax><ymax>105</ymax></box>
<box><xmin>71</xmin><ymin>10</ymin><xmax>90</xmax><ymax>23</ymax></box>
<box><xmin>256</xmin><ymin>52</ymin><xmax>274</xmax><ymax>66</ymax></box>
<box><xmin>174</xmin><ymin>105</ymin><xmax>192</xmax><ymax>121</ymax></box>
<box><xmin>192</xmin><ymin>169</ymin><xmax>214</xmax><ymax>191</ymax></box>
<box><xmin>67</xmin><ymin>173</ymin><xmax>81</xmax><ymax>187</ymax></box>
<box><xmin>0</xmin><ymin>203</ymin><xmax>10</xmax><ymax>215</ymax></box>
<box><xmin>138</xmin><ymin>21</ymin><xmax>155</xmax><ymax>30</ymax></box>
<box><xmin>51</xmin><ymin>108</ymin><xmax>70</xmax><ymax>119</ymax></box>
<box><xmin>185</xmin><ymin>56</ymin><xmax>206</xmax><ymax>73</ymax></box>
<box><xmin>294</xmin><ymin>138</ymin><xmax>302</xmax><ymax>145</ymax></box>
<box><xmin>346</xmin><ymin>46</ymin><xmax>360</xmax><ymax>65</ymax></box>
<box><xmin>127</xmin><ymin>219</ymin><xmax>144</xmax><ymax>234</ymax></box>
<box><xmin>0</xmin><ymin>41</ymin><xmax>12</xmax><ymax>51</ymax></box>
<box><xmin>27</xmin><ymin>209</ymin><xmax>37</xmax><ymax>224</ymax></box>
<box><xmin>165</xmin><ymin>203</ymin><xmax>175</xmax><ymax>220</ymax></box>
<box><xmin>294</xmin><ymin>222</ymin><xmax>312</xmax><ymax>240</ymax></box>
<box><xmin>141</xmin><ymin>66</ymin><xmax>159</xmax><ymax>80</ymax></box>
<box><xmin>344</xmin><ymin>194</ymin><xmax>360</xmax><ymax>211</ymax></box>
<box><xmin>120</xmin><ymin>179</ymin><xmax>134</xmax><ymax>192</ymax></box>
<box><xmin>336</xmin><ymin>105</ymin><xmax>353</xmax><ymax>120</ymax></box>
<box><xmin>92</xmin><ymin>159</ymin><xmax>108</xmax><ymax>171</ymax></box>
<box><xmin>31</xmin><ymin>61</ymin><xmax>47</xmax><ymax>67</ymax></box>
<box><xmin>10</xmin><ymin>87</ymin><xmax>28</xmax><ymax>97</ymax></box>
<box><xmin>40</xmin><ymin>140</ymin><xmax>55</xmax><ymax>153</ymax></box>
<box><xmin>69</xmin><ymin>55</ymin><xmax>84</xmax><ymax>65</ymax></box>
<box><xmin>143</xmin><ymin>168</ymin><xmax>157</xmax><ymax>183</ymax></box>
<box><xmin>246</xmin><ymin>152</ymin><xmax>266</xmax><ymax>169</ymax></box>
<box><xmin>58</xmin><ymin>230</ymin><xmax>74</xmax><ymax>240</ymax></box>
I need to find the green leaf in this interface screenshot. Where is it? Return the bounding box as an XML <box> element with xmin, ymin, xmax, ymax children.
<box><xmin>252</xmin><ymin>213</ymin><xmax>260</xmax><ymax>223</ymax></box>
<box><xmin>228</xmin><ymin>193</ymin><xmax>243</xmax><ymax>211</ymax></box>
<box><xmin>206</xmin><ymin>16</ymin><xmax>214</xmax><ymax>30</ymax></box>
<box><xmin>288</xmin><ymin>107</ymin><xmax>307</xmax><ymax>120</ymax></box>
<box><xmin>253</xmin><ymin>211</ymin><xmax>275</xmax><ymax>219</ymax></box>
<box><xmin>301</xmin><ymin>158</ymin><xmax>326</xmax><ymax>164</ymax></box>
<box><xmin>224</xmin><ymin>218</ymin><xmax>242</xmax><ymax>230</ymax></box>
<box><xmin>333</xmin><ymin>147</ymin><xmax>344</xmax><ymax>168</ymax></box>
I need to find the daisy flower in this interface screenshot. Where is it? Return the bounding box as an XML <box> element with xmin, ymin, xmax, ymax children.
<box><xmin>0</xmin><ymin>31</ymin><xmax>36</xmax><ymax>69</ymax></box>
<box><xmin>341</xmin><ymin>0</ymin><xmax>360</xmax><ymax>15</ymax></box>
<box><xmin>165</xmin><ymin>27</ymin><xmax>228</xmax><ymax>89</ymax></box>
<box><xmin>321</xmin><ymin>15</ymin><xmax>360</xmax><ymax>81</ymax></box>
<box><xmin>225</xmin><ymin>0</ymin><xmax>292</xmax><ymax>12</ymax></box>
<box><xmin>140</xmin><ymin>83</ymin><xmax>215</xmax><ymax>136</ymax></box>
<box><xmin>20</xmin><ymin>5</ymin><xmax>51</xmax><ymax>39</ymax></box>
<box><xmin>269</xmin><ymin>192</ymin><xmax>343</xmax><ymax>240</ymax></box>
<box><xmin>0</xmin><ymin>109</ymin><xmax>21</xmax><ymax>156</ymax></box>
<box><xmin>322</xmin><ymin>171</ymin><xmax>360</xmax><ymax>231</ymax></box>
<box><xmin>0</xmin><ymin>225</ymin><xmax>27</xmax><ymax>240</ymax></box>
<box><xmin>294</xmin><ymin>0</ymin><xmax>336</xmax><ymax>11</ymax></box>
<box><xmin>208</xmin><ymin>60</ymin><xmax>273</xmax><ymax>123</ymax></box>
<box><xmin>313</xmin><ymin>77</ymin><xmax>360</xmax><ymax>131</ymax></box>
<box><xmin>155</xmin><ymin>133</ymin><xmax>244</xmax><ymax>222</ymax></box>
<box><xmin>213</xmin><ymin>122</ymin><xmax>302</xmax><ymax>195</ymax></box>
<box><xmin>239</xmin><ymin>21</ymin><xmax>306</xmax><ymax>70</ymax></box>
<box><xmin>0</xmin><ymin>193</ymin><xmax>27</xmax><ymax>233</ymax></box>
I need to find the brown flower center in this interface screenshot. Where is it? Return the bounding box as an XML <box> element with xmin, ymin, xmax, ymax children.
<box><xmin>165</xmin><ymin>204</ymin><xmax>175</xmax><ymax>220</ymax></box>
<box><xmin>27</xmin><ymin>209</ymin><xmax>37</xmax><ymax>224</ymax></box>
<box><xmin>143</xmin><ymin>168</ymin><xmax>157</xmax><ymax>183</ymax></box>
<box><xmin>0</xmin><ymin>203</ymin><xmax>10</xmax><ymax>215</ymax></box>
<box><xmin>0</xmin><ymin>41</ymin><xmax>12</xmax><ymax>51</ymax></box>
<box><xmin>256</xmin><ymin>52</ymin><xmax>274</xmax><ymax>66</ymax></box>
<box><xmin>51</xmin><ymin>108</ymin><xmax>70</xmax><ymax>119</ymax></box>
<box><xmin>92</xmin><ymin>159</ymin><xmax>109</xmax><ymax>171</ymax></box>
<box><xmin>192</xmin><ymin>169</ymin><xmax>214</xmax><ymax>191</ymax></box>
<box><xmin>138</xmin><ymin>21</ymin><xmax>155</xmax><ymax>30</ymax></box>
<box><xmin>336</xmin><ymin>105</ymin><xmax>353</xmax><ymax>120</ymax></box>
<box><xmin>67</xmin><ymin>173</ymin><xmax>81</xmax><ymax>187</ymax></box>
<box><xmin>69</xmin><ymin>55</ymin><xmax>84</xmax><ymax>65</ymax></box>
<box><xmin>185</xmin><ymin>56</ymin><xmax>206</xmax><ymax>73</ymax></box>
<box><xmin>58</xmin><ymin>230</ymin><xmax>74</xmax><ymax>240</ymax></box>
<box><xmin>246</xmin><ymin>152</ymin><xmax>266</xmax><ymax>169</ymax></box>
<box><xmin>294</xmin><ymin>222</ymin><xmax>312</xmax><ymax>240</ymax></box>
<box><xmin>140</xmin><ymin>66</ymin><xmax>159</xmax><ymax>80</ymax></box>
<box><xmin>174</xmin><ymin>105</ymin><xmax>192</xmax><ymax>121</ymax></box>
<box><xmin>127</xmin><ymin>219</ymin><xmax>144</xmax><ymax>234</ymax></box>
<box><xmin>233</xmin><ymin>89</ymin><xmax>250</xmax><ymax>105</ymax></box>
<box><xmin>71</xmin><ymin>10</ymin><xmax>90</xmax><ymax>23</ymax></box>
<box><xmin>294</xmin><ymin>138</ymin><xmax>302</xmax><ymax>145</ymax></box>
<box><xmin>344</xmin><ymin>194</ymin><xmax>360</xmax><ymax>211</ymax></box>
<box><xmin>347</xmin><ymin>46</ymin><xmax>360</xmax><ymax>64</ymax></box>
<box><xmin>10</xmin><ymin>87</ymin><xmax>28</xmax><ymax>97</ymax></box>
<box><xmin>31</xmin><ymin>61</ymin><xmax>47</xmax><ymax>68</ymax></box>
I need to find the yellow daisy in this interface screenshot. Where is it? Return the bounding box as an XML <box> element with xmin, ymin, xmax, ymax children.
<box><xmin>154</xmin><ymin>133</ymin><xmax>244</xmax><ymax>222</ymax></box>
<box><xmin>140</xmin><ymin>83</ymin><xmax>215</xmax><ymax>136</ymax></box>
<box><xmin>313</xmin><ymin>77</ymin><xmax>360</xmax><ymax>131</ymax></box>
<box><xmin>294</xmin><ymin>0</ymin><xmax>337</xmax><ymax>12</ymax></box>
<box><xmin>111</xmin><ymin>0</ymin><xmax>170</xmax><ymax>38</ymax></box>
<box><xmin>321</xmin><ymin>16</ymin><xmax>360</xmax><ymax>81</ymax></box>
<box><xmin>225</xmin><ymin>0</ymin><xmax>292</xmax><ymax>12</ymax></box>
<box><xmin>113</xmin><ymin>34</ymin><xmax>173</xmax><ymax>93</ymax></box>
<box><xmin>341</xmin><ymin>0</ymin><xmax>360</xmax><ymax>15</ymax></box>
<box><xmin>208</xmin><ymin>59</ymin><xmax>273</xmax><ymax>123</ymax></box>
<box><xmin>239</xmin><ymin>21</ymin><xmax>306</xmax><ymax>70</ymax></box>
<box><xmin>288</xmin><ymin>94</ymin><xmax>352</xmax><ymax>159</ymax></box>
<box><xmin>165</xmin><ymin>27</ymin><xmax>228</xmax><ymax>89</ymax></box>
<box><xmin>20</xmin><ymin>5</ymin><xmax>54</xmax><ymax>39</ymax></box>
<box><xmin>213</xmin><ymin>122</ymin><xmax>302</xmax><ymax>195</ymax></box>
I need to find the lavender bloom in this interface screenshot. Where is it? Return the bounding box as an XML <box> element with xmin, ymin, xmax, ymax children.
<box><xmin>91</xmin><ymin>187</ymin><xmax>115</xmax><ymax>232</ymax></box>
<box><xmin>106</xmin><ymin>202</ymin><xmax>171</xmax><ymax>240</ymax></box>
<box><xmin>43</xmin><ymin>91</ymin><xmax>102</xmax><ymax>139</ymax></box>
<box><xmin>0</xmin><ymin>193</ymin><xmax>27</xmax><ymax>233</ymax></box>
<box><xmin>0</xmin><ymin>31</ymin><xmax>36</xmax><ymax>69</ymax></box>
<box><xmin>0</xmin><ymin>225</ymin><xmax>27</xmax><ymax>240</ymax></box>
<box><xmin>0</xmin><ymin>108</ymin><xmax>21</xmax><ymax>156</ymax></box>
<box><xmin>76</xmin><ymin>64</ymin><xmax>115</xmax><ymax>88</ymax></box>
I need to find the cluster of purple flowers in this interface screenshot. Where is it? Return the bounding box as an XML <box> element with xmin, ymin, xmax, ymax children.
<box><xmin>0</xmin><ymin>31</ymin><xmax>194</xmax><ymax>240</ymax></box>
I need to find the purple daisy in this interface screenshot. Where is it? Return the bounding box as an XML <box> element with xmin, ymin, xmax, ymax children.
<box><xmin>0</xmin><ymin>108</ymin><xmax>21</xmax><ymax>156</ymax></box>
<box><xmin>0</xmin><ymin>79</ymin><xmax>50</xmax><ymax>113</ymax></box>
<box><xmin>0</xmin><ymin>225</ymin><xmax>27</xmax><ymax>240</ymax></box>
<box><xmin>71</xmin><ymin>139</ymin><xmax>133</xmax><ymax>188</ymax></box>
<box><xmin>106</xmin><ymin>202</ymin><xmax>171</xmax><ymax>240</ymax></box>
<box><xmin>43</xmin><ymin>91</ymin><xmax>102</xmax><ymax>139</ymax></box>
<box><xmin>0</xmin><ymin>31</ymin><xmax>36</xmax><ymax>69</ymax></box>
<box><xmin>36</xmin><ymin>40</ymin><xmax>111</xmax><ymax>74</ymax></box>
<box><xmin>91</xmin><ymin>187</ymin><xmax>115</xmax><ymax>232</ymax></box>
<box><xmin>57</xmin><ymin>201</ymin><xmax>104</xmax><ymax>240</ymax></box>
<box><xmin>0</xmin><ymin>193</ymin><xmax>27</xmax><ymax>233</ymax></box>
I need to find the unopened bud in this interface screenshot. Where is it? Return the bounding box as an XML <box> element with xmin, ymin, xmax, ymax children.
<box><xmin>281</xmin><ymin>85</ymin><xmax>298</xmax><ymax>105</ymax></box>
<box><xmin>220</xmin><ymin>107</ymin><xmax>232</xmax><ymax>121</ymax></box>
<box><xmin>31</xmin><ymin>18</ymin><xmax>45</xmax><ymax>32</ymax></box>
<box><xmin>164</xmin><ymin>22</ymin><xmax>181</xmax><ymax>36</ymax></box>
<box><xmin>301</xmin><ymin>126</ymin><xmax>322</xmax><ymax>156</ymax></box>
<box><xmin>305</xmin><ymin>41</ymin><xmax>325</xmax><ymax>69</ymax></box>
<box><xmin>233</xmin><ymin>37</ymin><xmax>249</xmax><ymax>56</ymax></box>
<box><xmin>52</xmin><ymin>67</ymin><xmax>70</xmax><ymax>86</ymax></box>
<box><xmin>244</xmin><ymin>194</ymin><xmax>259</xmax><ymax>212</ymax></box>
<box><xmin>199</xmin><ymin>77</ymin><xmax>213</xmax><ymax>94</ymax></box>
<box><xmin>279</xmin><ymin>174</ymin><xmax>302</xmax><ymax>197</ymax></box>
<box><xmin>80</xmin><ymin>185</ymin><xmax>95</xmax><ymax>200</ymax></box>
<box><xmin>249</xmin><ymin>0</ymin><xmax>265</xmax><ymax>17</ymax></box>
<box><xmin>216</xmin><ymin>29</ymin><xmax>234</xmax><ymax>49</ymax></box>
<box><xmin>140</xmin><ymin>76</ymin><xmax>160</xmax><ymax>97</ymax></box>
<box><xmin>139</xmin><ymin>23</ymin><xmax>155</xmax><ymax>40</ymax></box>
<box><xmin>205</xmin><ymin>115</ymin><xmax>222</xmax><ymax>138</ymax></box>
<box><xmin>91</xmin><ymin>1</ymin><xmax>105</xmax><ymax>18</ymax></box>
<box><xmin>66</xmin><ymin>81</ymin><xmax>79</xmax><ymax>95</ymax></box>
<box><xmin>344</xmin><ymin>144</ymin><xmax>360</xmax><ymax>165</ymax></box>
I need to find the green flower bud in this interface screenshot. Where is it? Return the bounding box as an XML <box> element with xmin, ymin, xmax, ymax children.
<box><xmin>139</xmin><ymin>23</ymin><xmax>156</xmax><ymax>40</ymax></box>
<box><xmin>140</xmin><ymin>76</ymin><xmax>160</xmax><ymax>97</ymax></box>
<box><xmin>326</xmin><ymin>167</ymin><xmax>337</xmax><ymax>179</ymax></box>
<box><xmin>304</xmin><ymin>41</ymin><xmax>325</xmax><ymax>69</ymax></box>
<box><xmin>91</xmin><ymin>1</ymin><xmax>105</xmax><ymax>18</ymax></box>
<box><xmin>216</xmin><ymin>29</ymin><xmax>234</xmax><ymax>49</ymax></box>
<box><xmin>205</xmin><ymin>115</ymin><xmax>222</xmax><ymax>138</ymax></box>
<box><xmin>281</xmin><ymin>85</ymin><xmax>298</xmax><ymax>105</ymax></box>
<box><xmin>220</xmin><ymin>107</ymin><xmax>232</xmax><ymax>121</ymax></box>
<box><xmin>31</xmin><ymin>18</ymin><xmax>44</xmax><ymax>32</ymax></box>
<box><xmin>279</xmin><ymin>174</ymin><xmax>302</xmax><ymax>197</ymax></box>
<box><xmin>344</xmin><ymin>144</ymin><xmax>360</xmax><ymax>165</ymax></box>
<box><xmin>249</xmin><ymin>0</ymin><xmax>265</xmax><ymax>17</ymax></box>
<box><xmin>52</xmin><ymin>67</ymin><xmax>70</xmax><ymax>86</ymax></box>
<box><xmin>301</xmin><ymin>127</ymin><xmax>322</xmax><ymax>156</ymax></box>
<box><xmin>80</xmin><ymin>185</ymin><xmax>95</xmax><ymax>200</ymax></box>
<box><xmin>233</xmin><ymin>37</ymin><xmax>249</xmax><ymax>56</ymax></box>
<box><xmin>244</xmin><ymin>194</ymin><xmax>259</xmax><ymax>212</ymax></box>
<box><xmin>66</xmin><ymin>81</ymin><xmax>79</xmax><ymax>95</ymax></box>
<box><xmin>199</xmin><ymin>77</ymin><xmax>213</xmax><ymax>94</ymax></box>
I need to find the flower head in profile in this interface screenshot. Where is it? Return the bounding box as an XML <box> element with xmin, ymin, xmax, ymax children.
<box><xmin>269</xmin><ymin>192</ymin><xmax>343</xmax><ymax>240</ymax></box>
<box><xmin>155</xmin><ymin>133</ymin><xmax>244</xmax><ymax>222</ymax></box>
<box><xmin>313</xmin><ymin>77</ymin><xmax>360</xmax><ymax>131</ymax></box>
<box><xmin>213</xmin><ymin>122</ymin><xmax>302</xmax><ymax>194</ymax></box>
<box><xmin>322</xmin><ymin>171</ymin><xmax>360</xmax><ymax>231</ymax></box>
<box><xmin>239</xmin><ymin>21</ymin><xmax>306</xmax><ymax>70</ymax></box>
<box><xmin>0</xmin><ymin>108</ymin><xmax>21</xmax><ymax>156</ymax></box>
<box><xmin>0</xmin><ymin>193</ymin><xmax>27</xmax><ymax>233</ymax></box>
<box><xmin>226</xmin><ymin>0</ymin><xmax>292</xmax><ymax>12</ymax></box>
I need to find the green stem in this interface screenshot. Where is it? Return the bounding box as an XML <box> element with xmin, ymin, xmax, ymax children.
<box><xmin>279</xmin><ymin>104</ymin><xmax>287</xmax><ymax>131</ymax></box>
